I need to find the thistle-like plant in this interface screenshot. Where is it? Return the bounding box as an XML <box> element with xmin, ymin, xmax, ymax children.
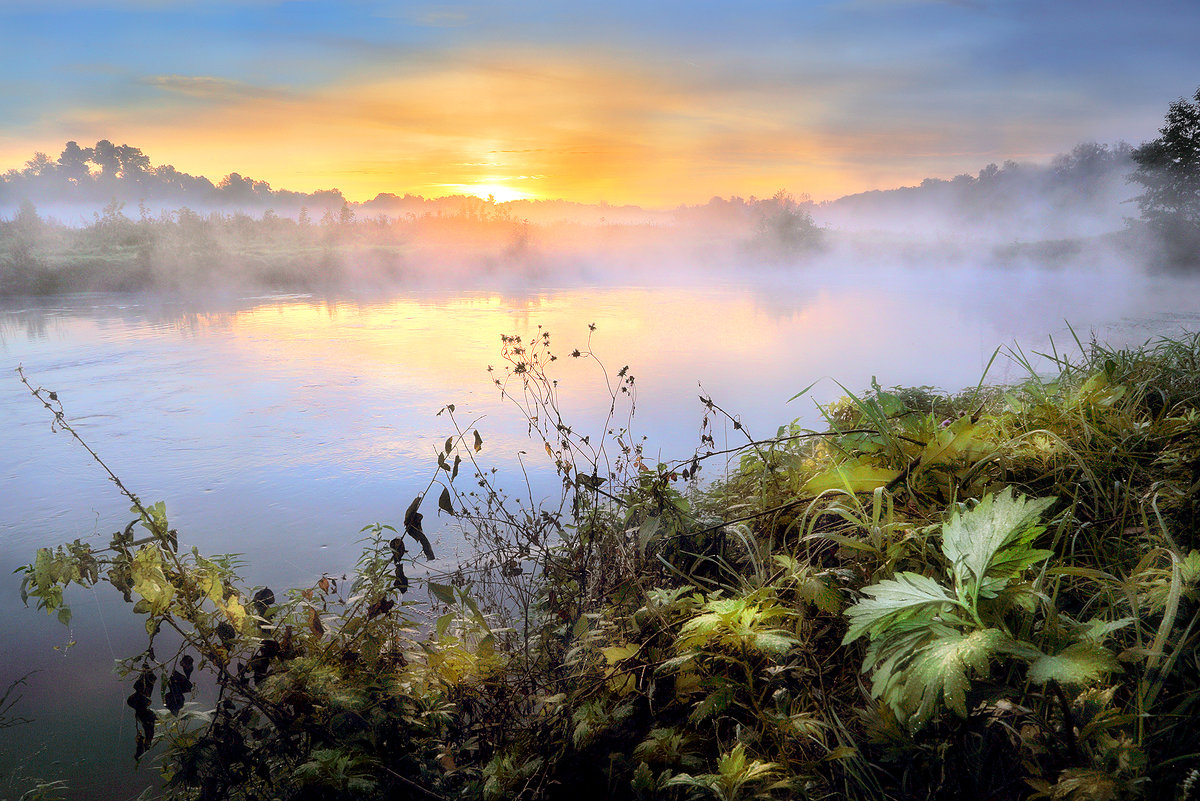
<box><xmin>665</xmin><ymin>743</ymin><xmax>784</xmax><ymax>801</ymax></box>
<box><xmin>843</xmin><ymin>488</ymin><xmax>1078</xmax><ymax>729</ymax></box>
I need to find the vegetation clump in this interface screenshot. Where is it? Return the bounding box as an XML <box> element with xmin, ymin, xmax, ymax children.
<box><xmin>1130</xmin><ymin>86</ymin><xmax>1200</xmax><ymax>267</ymax></box>
<box><xmin>14</xmin><ymin>329</ymin><xmax>1200</xmax><ymax>801</ymax></box>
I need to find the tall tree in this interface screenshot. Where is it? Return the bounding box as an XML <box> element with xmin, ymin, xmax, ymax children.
<box><xmin>115</xmin><ymin>144</ymin><xmax>151</xmax><ymax>182</ymax></box>
<box><xmin>91</xmin><ymin>139</ymin><xmax>121</xmax><ymax>180</ymax></box>
<box><xmin>57</xmin><ymin>141</ymin><xmax>93</xmax><ymax>185</ymax></box>
<box><xmin>1130</xmin><ymin>87</ymin><xmax>1200</xmax><ymax>264</ymax></box>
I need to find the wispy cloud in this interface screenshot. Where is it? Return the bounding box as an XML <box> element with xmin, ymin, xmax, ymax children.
<box><xmin>408</xmin><ymin>6</ymin><xmax>472</xmax><ymax>27</ymax></box>
<box><xmin>140</xmin><ymin>74</ymin><xmax>289</xmax><ymax>102</ymax></box>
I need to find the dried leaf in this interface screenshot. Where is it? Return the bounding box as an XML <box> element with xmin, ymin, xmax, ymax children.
<box><xmin>438</xmin><ymin>486</ymin><xmax>455</xmax><ymax>516</ymax></box>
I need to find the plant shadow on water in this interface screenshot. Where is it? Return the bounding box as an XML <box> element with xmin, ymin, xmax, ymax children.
<box><xmin>6</xmin><ymin>324</ymin><xmax>1200</xmax><ymax>800</ymax></box>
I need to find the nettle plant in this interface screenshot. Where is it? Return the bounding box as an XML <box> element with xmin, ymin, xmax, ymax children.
<box><xmin>843</xmin><ymin>483</ymin><xmax>1200</xmax><ymax>797</ymax></box>
<box><xmin>844</xmin><ymin>489</ymin><xmax>1072</xmax><ymax>728</ymax></box>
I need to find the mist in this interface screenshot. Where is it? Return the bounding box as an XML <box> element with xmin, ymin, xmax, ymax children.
<box><xmin>2</xmin><ymin>137</ymin><xmax>1190</xmax><ymax>300</ymax></box>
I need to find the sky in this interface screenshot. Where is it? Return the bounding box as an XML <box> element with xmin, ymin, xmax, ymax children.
<box><xmin>1</xmin><ymin>0</ymin><xmax>1198</xmax><ymax>207</ymax></box>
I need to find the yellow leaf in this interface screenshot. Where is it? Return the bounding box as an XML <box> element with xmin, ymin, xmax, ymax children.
<box><xmin>601</xmin><ymin>644</ymin><xmax>638</xmax><ymax>696</ymax></box>
<box><xmin>220</xmin><ymin>595</ymin><xmax>247</xmax><ymax>633</ymax></box>
<box><xmin>675</xmin><ymin>670</ymin><xmax>702</xmax><ymax>697</ymax></box>
<box><xmin>194</xmin><ymin>560</ymin><xmax>225</xmax><ymax>604</ymax></box>
<box><xmin>919</xmin><ymin>416</ymin><xmax>990</xmax><ymax>467</ymax></box>
<box><xmin>131</xmin><ymin>544</ymin><xmax>175</xmax><ymax>615</ymax></box>
<box><xmin>803</xmin><ymin>460</ymin><xmax>899</xmax><ymax>494</ymax></box>
<box><xmin>601</xmin><ymin>644</ymin><xmax>638</xmax><ymax>665</ymax></box>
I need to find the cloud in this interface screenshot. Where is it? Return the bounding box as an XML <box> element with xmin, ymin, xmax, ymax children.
<box><xmin>5</xmin><ymin>46</ymin><xmax>1108</xmax><ymax>204</ymax></box>
<box><xmin>408</xmin><ymin>6</ymin><xmax>471</xmax><ymax>27</ymax></box>
<box><xmin>140</xmin><ymin>74</ymin><xmax>289</xmax><ymax>102</ymax></box>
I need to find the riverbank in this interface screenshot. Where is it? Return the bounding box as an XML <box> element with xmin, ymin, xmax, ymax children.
<box><xmin>10</xmin><ymin>329</ymin><xmax>1200</xmax><ymax>800</ymax></box>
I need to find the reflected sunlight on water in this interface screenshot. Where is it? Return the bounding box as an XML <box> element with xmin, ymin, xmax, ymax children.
<box><xmin>2</xmin><ymin>268</ymin><xmax>1200</xmax><ymax>797</ymax></box>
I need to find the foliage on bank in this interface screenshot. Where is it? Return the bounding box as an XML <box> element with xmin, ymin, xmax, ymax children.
<box><xmin>13</xmin><ymin>328</ymin><xmax>1200</xmax><ymax>801</ymax></box>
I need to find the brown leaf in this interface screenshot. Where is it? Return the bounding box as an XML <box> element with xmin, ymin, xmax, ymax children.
<box><xmin>404</xmin><ymin>494</ymin><xmax>436</xmax><ymax>560</ymax></box>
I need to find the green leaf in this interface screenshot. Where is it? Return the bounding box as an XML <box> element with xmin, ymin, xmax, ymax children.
<box><xmin>57</xmin><ymin>606</ymin><xmax>72</xmax><ymax>626</ymax></box>
<box><xmin>428</xmin><ymin>582</ymin><xmax>456</xmax><ymax>605</ymax></box>
<box><xmin>940</xmin><ymin>488</ymin><xmax>1055</xmax><ymax>592</ymax></box>
<box><xmin>636</xmin><ymin>517</ymin><xmax>661</xmax><ymax>556</ymax></box>
<box><xmin>631</xmin><ymin>761</ymin><xmax>655</xmax><ymax>797</ymax></box>
<box><xmin>1027</xmin><ymin>643</ymin><xmax>1121</xmax><ymax>686</ymax></box>
<box><xmin>913</xmin><ymin>628</ymin><xmax>1007</xmax><ymax>718</ymax></box>
<box><xmin>843</xmin><ymin>572</ymin><xmax>961</xmax><ymax>644</ymax></box>
<box><xmin>1075</xmin><ymin>616</ymin><xmax>1135</xmax><ymax>644</ymax></box>
<box><xmin>773</xmin><ymin>556</ymin><xmax>841</xmax><ymax>613</ymax></box>
<box><xmin>1180</xmin><ymin>550</ymin><xmax>1200</xmax><ymax>585</ymax></box>
<box><xmin>689</xmin><ymin>685</ymin><xmax>735</xmax><ymax>723</ymax></box>
<box><xmin>601</xmin><ymin>644</ymin><xmax>638</xmax><ymax>665</ymax></box>
<box><xmin>751</xmin><ymin>631</ymin><xmax>799</xmax><ymax>655</ymax></box>
<box><xmin>871</xmin><ymin>626</ymin><xmax>1011</xmax><ymax>727</ymax></box>
<box><xmin>917</xmin><ymin>416</ymin><xmax>991</xmax><ymax>468</ymax></box>
<box><xmin>1071</xmin><ymin>371</ymin><xmax>1127</xmax><ymax>408</ymax></box>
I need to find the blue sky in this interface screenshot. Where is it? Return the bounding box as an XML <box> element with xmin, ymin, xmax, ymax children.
<box><xmin>2</xmin><ymin>0</ymin><xmax>1197</xmax><ymax>204</ymax></box>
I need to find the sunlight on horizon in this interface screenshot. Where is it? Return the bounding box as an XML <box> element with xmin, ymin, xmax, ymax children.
<box><xmin>438</xmin><ymin>183</ymin><xmax>537</xmax><ymax>203</ymax></box>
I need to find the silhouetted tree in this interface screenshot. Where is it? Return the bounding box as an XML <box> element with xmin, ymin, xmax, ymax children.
<box><xmin>21</xmin><ymin>152</ymin><xmax>54</xmax><ymax>178</ymax></box>
<box><xmin>1130</xmin><ymin>87</ymin><xmax>1200</xmax><ymax>265</ymax></box>
<box><xmin>91</xmin><ymin>139</ymin><xmax>121</xmax><ymax>181</ymax></box>
<box><xmin>57</xmin><ymin>141</ymin><xmax>93</xmax><ymax>186</ymax></box>
<box><xmin>116</xmin><ymin>144</ymin><xmax>151</xmax><ymax>183</ymax></box>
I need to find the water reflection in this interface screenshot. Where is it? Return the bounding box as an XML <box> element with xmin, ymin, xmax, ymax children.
<box><xmin>2</xmin><ymin>268</ymin><xmax>1200</xmax><ymax>797</ymax></box>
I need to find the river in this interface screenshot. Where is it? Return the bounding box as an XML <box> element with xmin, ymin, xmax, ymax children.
<box><xmin>2</xmin><ymin>262</ymin><xmax>1199</xmax><ymax>798</ymax></box>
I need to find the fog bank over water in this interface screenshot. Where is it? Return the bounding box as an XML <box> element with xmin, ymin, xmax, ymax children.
<box><xmin>3</xmin><ymin>138</ymin><xmax>1179</xmax><ymax>298</ymax></box>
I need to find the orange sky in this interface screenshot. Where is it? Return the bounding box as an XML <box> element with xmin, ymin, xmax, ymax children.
<box><xmin>1</xmin><ymin>2</ymin><xmax>1193</xmax><ymax>207</ymax></box>
<box><xmin>7</xmin><ymin>54</ymin><xmax>913</xmax><ymax>205</ymax></box>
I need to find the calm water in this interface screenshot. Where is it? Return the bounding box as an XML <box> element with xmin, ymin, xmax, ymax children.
<box><xmin>2</xmin><ymin>264</ymin><xmax>1199</xmax><ymax>797</ymax></box>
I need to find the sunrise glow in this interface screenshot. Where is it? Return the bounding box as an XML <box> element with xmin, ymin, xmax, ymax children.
<box><xmin>441</xmin><ymin>183</ymin><xmax>536</xmax><ymax>203</ymax></box>
<box><xmin>0</xmin><ymin>3</ymin><xmax>1194</xmax><ymax>206</ymax></box>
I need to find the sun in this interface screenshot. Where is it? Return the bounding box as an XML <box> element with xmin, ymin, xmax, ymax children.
<box><xmin>441</xmin><ymin>183</ymin><xmax>534</xmax><ymax>203</ymax></box>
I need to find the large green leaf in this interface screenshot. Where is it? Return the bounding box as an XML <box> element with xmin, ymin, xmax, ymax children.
<box><xmin>940</xmin><ymin>489</ymin><xmax>1055</xmax><ymax>592</ymax></box>
<box><xmin>917</xmin><ymin>415</ymin><xmax>992</xmax><ymax>468</ymax></box>
<box><xmin>1027</xmin><ymin>643</ymin><xmax>1121</xmax><ymax>686</ymax></box>
<box><xmin>843</xmin><ymin>572</ymin><xmax>963</xmax><ymax>644</ymax></box>
<box><xmin>870</xmin><ymin>626</ymin><xmax>1012</xmax><ymax>728</ymax></box>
